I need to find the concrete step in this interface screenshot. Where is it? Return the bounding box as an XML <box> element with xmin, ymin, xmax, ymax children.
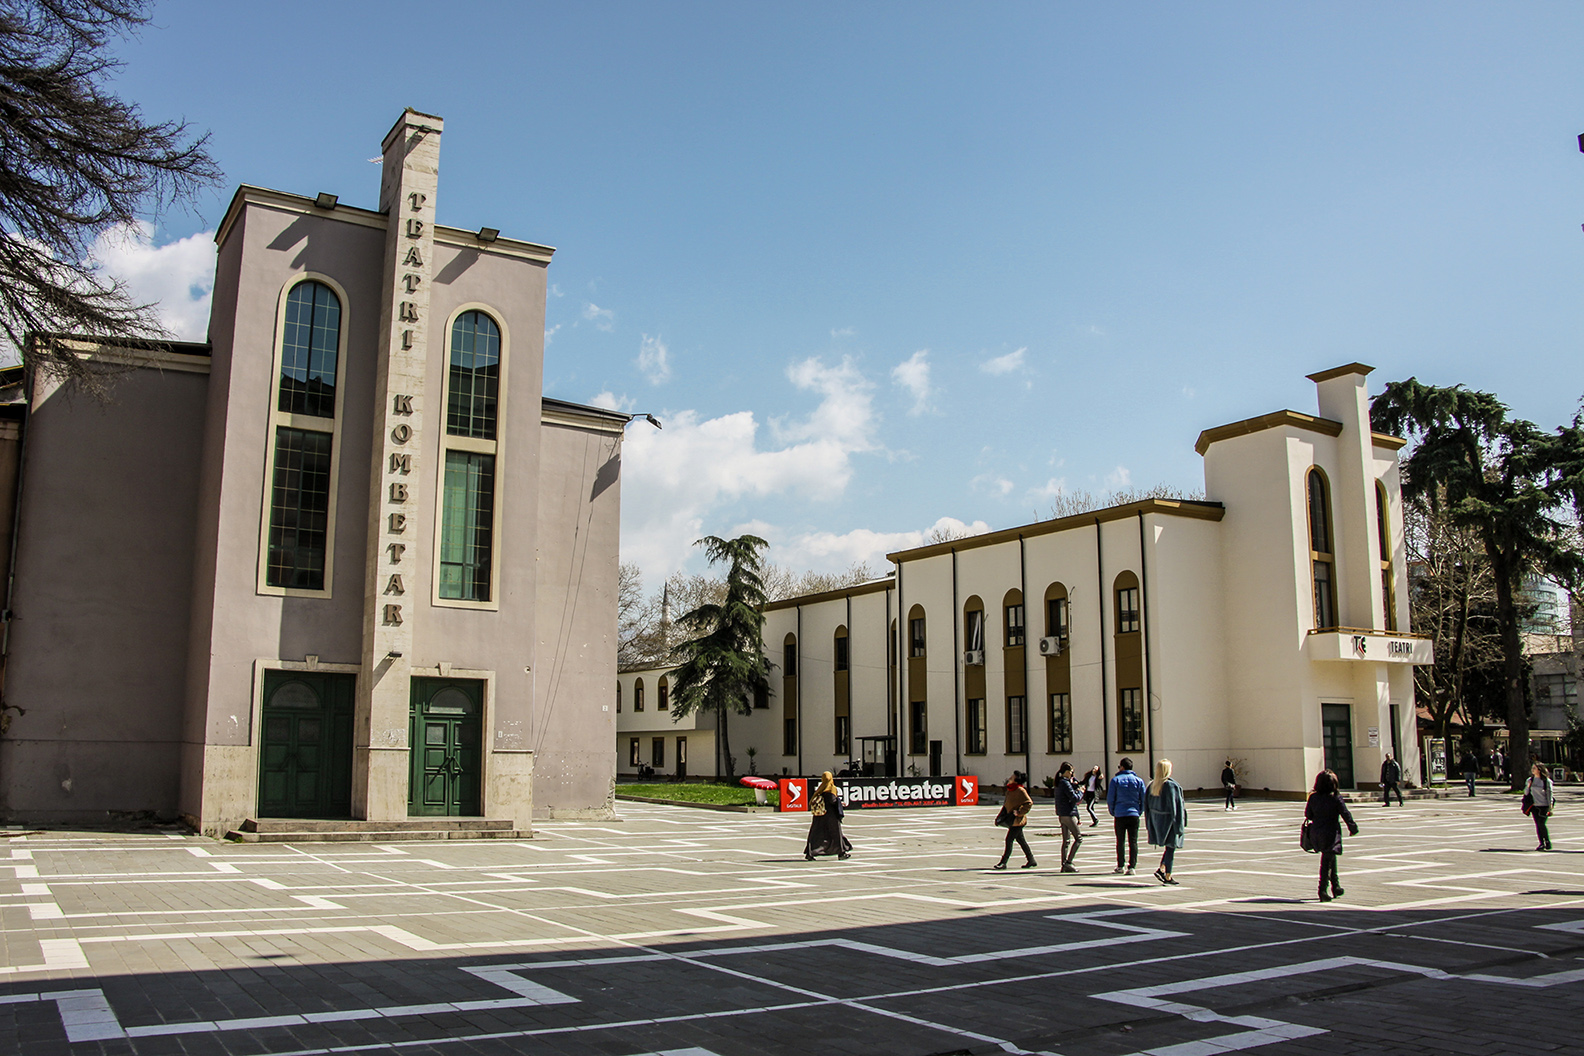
<box><xmin>226</xmin><ymin>817</ymin><xmax>528</xmax><ymax>843</ymax></box>
<box><xmin>1337</xmin><ymin>789</ymin><xmax>1447</xmax><ymax>803</ymax></box>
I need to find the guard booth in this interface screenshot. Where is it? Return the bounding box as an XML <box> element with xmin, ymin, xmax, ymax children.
<box><xmin>856</xmin><ymin>735</ymin><xmax>897</xmax><ymax>777</ymax></box>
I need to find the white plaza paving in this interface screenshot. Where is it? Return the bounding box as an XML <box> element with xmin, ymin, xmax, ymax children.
<box><xmin>0</xmin><ymin>790</ymin><xmax>1579</xmax><ymax>1055</ymax></box>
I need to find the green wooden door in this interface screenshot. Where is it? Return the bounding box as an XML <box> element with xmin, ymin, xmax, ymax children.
<box><xmin>1322</xmin><ymin>704</ymin><xmax>1355</xmax><ymax>790</ymax></box>
<box><xmin>409</xmin><ymin>678</ymin><xmax>484</xmax><ymax>816</ymax></box>
<box><xmin>258</xmin><ymin>672</ymin><xmax>354</xmax><ymax>818</ymax></box>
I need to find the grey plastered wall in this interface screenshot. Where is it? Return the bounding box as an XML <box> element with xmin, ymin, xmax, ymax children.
<box><xmin>3</xmin><ymin>365</ymin><xmax>208</xmax><ymax>821</ymax></box>
<box><xmin>414</xmin><ymin>244</ymin><xmax>548</xmax><ymax>776</ymax></box>
<box><xmin>533</xmin><ymin>416</ymin><xmax>621</xmax><ymax>819</ymax></box>
<box><xmin>182</xmin><ymin>201</ymin><xmax>385</xmax><ymax>833</ymax></box>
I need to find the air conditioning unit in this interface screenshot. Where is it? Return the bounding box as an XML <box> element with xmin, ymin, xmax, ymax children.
<box><xmin>963</xmin><ymin>649</ymin><xmax>985</xmax><ymax>666</ymax></box>
<box><xmin>1038</xmin><ymin>636</ymin><xmax>1064</xmax><ymax>657</ymax></box>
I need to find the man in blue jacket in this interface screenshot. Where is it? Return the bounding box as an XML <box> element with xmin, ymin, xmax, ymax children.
<box><xmin>1106</xmin><ymin>758</ymin><xmax>1147</xmax><ymax>875</ymax></box>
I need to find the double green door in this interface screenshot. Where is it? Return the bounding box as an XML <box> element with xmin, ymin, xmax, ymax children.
<box><xmin>409</xmin><ymin>677</ymin><xmax>484</xmax><ymax>816</ymax></box>
<box><xmin>258</xmin><ymin>672</ymin><xmax>354</xmax><ymax>818</ymax></box>
<box><xmin>1322</xmin><ymin>704</ymin><xmax>1355</xmax><ymax>790</ymax></box>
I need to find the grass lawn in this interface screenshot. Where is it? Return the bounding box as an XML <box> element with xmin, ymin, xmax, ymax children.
<box><xmin>616</xmin><ymin>783</ymin><xmax>778</xmax><ymax>807</ymax></box>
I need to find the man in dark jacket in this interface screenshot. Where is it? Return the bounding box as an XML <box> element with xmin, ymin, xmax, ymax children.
<box><xmin>1380</xmin><ymin>753</ymin><xmax>1403</xmax><ymax>807</ymax></box>
<box><xmin>1053</xmin><ymin>762</ymin><xmax>1084</xmax><ymax>873</ymax></box>
<box><xmin>1106</xmin><ymin>758</ymin><xmax>1147</xmax><ymax>875</ymax></box>
<box><xmin>1460</xmin><ymin>751</ymin><xmax>1479</xmax><ymax>797</ymax></box>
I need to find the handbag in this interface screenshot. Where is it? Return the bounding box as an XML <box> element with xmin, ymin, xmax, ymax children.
<box><xmin>1522</xmin><ymin>792</ymin><xmax>1534</xmax><ymax>817</ymax></box>
<box><xmin>811</xmin><ymin>793</ymin><xmax>827</xmax><ymax>817</ymax></box>
<box><xmin>994</xmin><ymin>806</ymin><xmax>1012</xmax><ymax>827</ymax></box>
<box><xmin>1299</xmin><ymin>819</ymin><xmax>1317</xmax><ymax>853</ymax></box>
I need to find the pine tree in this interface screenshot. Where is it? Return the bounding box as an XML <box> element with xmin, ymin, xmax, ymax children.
<box><xmin>1373</xmin><ymin>379</ymin><xmax>1584</xmax><ymax>788</ymax></box>
<box><xmin>666</xmin><ymin>535</ymin><xmax>773</xmax><ymax>780</ymax></box>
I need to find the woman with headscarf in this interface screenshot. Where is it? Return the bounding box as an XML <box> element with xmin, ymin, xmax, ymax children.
<box><xmin>994</xmin><ymin>771</ymin><xmax>1037</xmax><ymax>870</ymax></box>
<box><xmin>1304</xmin><ymin>769</ymin><xmax>1358</xmax><ymax>901</ymax></box>
<box><xmin>1144</xmin><ymin>758</ymin><xmax>1187</xmax><ymax>886</ymax></box>
<box><xmin>803</xmin><ymin>771</ymin><xmax>852</xmax><ymax>861</ymax></box>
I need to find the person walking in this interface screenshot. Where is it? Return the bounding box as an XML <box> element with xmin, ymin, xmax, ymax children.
<box><xmin>1145</xmin><ymin>759</ymin><xmax>1187</xmax><ymax>885</ymax></box>
<box><xmin>1380</xmin><ymin>753</ymin><xmax>1404</xmax><ymax>807</ymax></box>
<box><xmin>994</xmin><ymin>771</ymin><xmax>1037</xmax><ymax>869</ymax></box>
<box><xmin>1221</xmin><ymin>760</ymin><xmax>1238</xmax><ymax>811</ymax></box>
<box><xmin>1053</xmin><ymin>762</ymin><xmax>1084</xmax><ymax>872</ymax></box>
<box><xmin>1460</xmin><ymin>750</ymin><xmax>1479</xmax><ymax>796</ymax></box>
<box><xmin>1106</xmin><ymin>758</ymin><xmax>1146</xmax><ymax>875</ymax></box>
<box><xmin>802</xmin><ymin>771</ymin><xmax>852</xmax><ymax>861</ymax></box>
<box><xmin>1082</xmin><ymin>765</ymin><xmax>1105</xmax><ymax>826</ymax></box>
<box><xmin>1304</xmin><ymin>769</ymin><xmax>1358</xmax><ymax>902</ymax></box>
<box><xmin>1525</xmin><ymin>762</ymin><xmax>1555</xmax><ymax>851</ymax></box>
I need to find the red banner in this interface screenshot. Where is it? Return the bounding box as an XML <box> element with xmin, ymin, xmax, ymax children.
<box><xmin>778</xmin><ymin>778</ymin><xmax>810</xmax><ymax>812</ymax></box>
<box><xmin>777</xmin><ymin>776</ymin><xmax>979</xmax><ymax>810</ymax></box>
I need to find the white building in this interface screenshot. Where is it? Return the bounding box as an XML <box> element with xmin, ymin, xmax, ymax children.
<box><xmin>620</xmin><ymin>365</ymin><xmax>1431</xmax><ymax>795</ymax></box>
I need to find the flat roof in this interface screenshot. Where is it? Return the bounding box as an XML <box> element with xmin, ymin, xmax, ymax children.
<box><xmin>763</xmin><ymin>576</ymin><xmax>895</xmax><ymax>613</ymax></box>
<box><xmin>886</xmin><ymin>497</ymin><xmax>1225</xmax><ymax>564</ymax></box>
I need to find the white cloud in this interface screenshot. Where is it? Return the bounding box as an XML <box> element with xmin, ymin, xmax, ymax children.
<box><xmin>1105</xmin><ymin>465</ymin><xmax>1132</xmax><ymax>489</ymax></box>
<box><xmin>971</xmin><ymin>473</ymin><xmax>1014</xmax><ymax>497</ymax></box>
<box><xmin>544</xmin><ymin>323</ymin><xmax>561</xmax><ymax>345</ymax></box>
<box><xmin>90</xmin><ymin>221</ymin><xmax>216</xmax><ymax>341</ymax></box>
<box><xmin>891</xmin><ymin>349</ymin><xmax>932</xmax><ymax>415</ymax></box>
<box><xmin>1027</xmin><ymin>477</ymin><xmax>1067</xmax><ymax>504</ymax></box>
<box><xmin>830</xmin><ymin>327</ymin><xmax>855</xmax><ymax>339</ymax></box>
<box><xmin>550</xmin><ymin>283</ymin><xmax>564</xmax><ymax>298</ymax></box>
<box><xmin>582</xmin><ymin>302</ymin><xmax>615</xmax><ymax>330</ymax></box>
<box><xmin>619</xmin><ymin>358</ymin><xmax>881</xmax><ymax>581</ymax></box>
<box><xmin>764</xmin><ymin>516</ymin><xmax>994</xmax><ymax>573</ymax></box>
<box><xmin>1182</xmin><ymin>386</ymin><xmax>1196</xmax><ymax>399</ymax></box>
<box><xmin>590</xmin><ymin>390</ymin><xmax>635</xmax><ymax>413</ymax></box>
<box><xmin>637</xmin><ymin>333</ymin><xmax>671</xmax><ymax>384</ymax></box>
<box><xmin>980</xmin><ymin>347</ymin><xmax>1026</xmax><ymax>376</ymax></box>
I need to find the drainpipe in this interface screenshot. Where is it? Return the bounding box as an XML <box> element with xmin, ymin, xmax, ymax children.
<box><xmin>0</xmin><ymin>365</ymin><xmax>35</xmax><ymax>743</ymax></box>
<box><xmin>796</xmin><ymin>603</ymin><xmax>803</xmax><ymax>777</ymax></box>
<box><xmin>1019</xmin><ymin>534</ymin><xmax>1030</xmax><ymax>783</ymax></box>
<box><xmin>1096</xmin><ymin>519</ymin><xmax>1110</xmax><ymax>776</ymax></box>
<box><xmin>897</xmin><ymin>562</ymin><xmax>905</xmax><ymax>778</ymax></box>
<box><xmin>951</xmin><ymin>548</ymin><xmax>961</xmax><ymax>777</ymax></box>
<box><xmin>1138</xmin><ymin>511</ymin><xmax>1157</xmax><ymax>775</ymax></box>
<box><xmin>845</xmin><ymin>591</ymin><xmax>852</xmax><ymax>764</ymax></box>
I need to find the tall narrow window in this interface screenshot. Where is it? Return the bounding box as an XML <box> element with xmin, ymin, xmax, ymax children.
<box><xmin>628</xmin><ymin>738</ymin><xmax>640</xmax><ymax>766</ymax></box>
<box><xmin>651</xmin><ymin>737</ymin><xmax>664</xmax><ymax>768</ymax></box>
<box><xmin>965</xmin><ymin>609</ymin><xmax>985</xmax><ymax>652</ymax></box>
<box><xmin>784</xmin><ymin>640</ymin><xmax>798</xmax><ymax>672</ymax></box>
<box><xmin>1048</xmin><ymin>693</ymin><xmax>1072</xmax><ymax>754</ymax></box>
<box><xmin>1376</xmin><ymin>482</ymin><xmax>1397</xmax><ymax>632</ymax></box>
<box><xmin>909</xmin><ymin>700</ymin><xmax>927</xmax><ymax>754</ymax></box>
<box><xmin>658</xmin><ymin>677</ymin><xmax>669</xmax><ymax>711</ymax></box>
<box><xmin>835</xmin><ymin>716</ymin><xmax>850</xmax><ymax>756</ymax></box>
<box><xmin>437</xmin><ymin>309</ymin><xmax>505</xmax><ymax>605</ymax></box>
<box><xmin>1116</xmin><ymin>587</ymin><xmax>1140</xmax><ymax>634</ymax></box>
<box><xmin>1119</xmin><ymin>687</ymin><xmax>1144</xmax><ymax>751</ymax></box>
<box><xmin>910</xmin><ymin>616</ymin><xmax>927</xmax><ymax>657</ymax></box>
<box><xmin>616</xmin><ymin>683</ymin><xmax>622</xmax><ymax>713</ymax></box>
<box><xmin>966</xmin><ymin>699</ymin><xmax>987</xmax><ymax>753</ymax></box>
<box><xmin>634</xmin><ymin>679</ymin><xmax>645</xmax><ymax>712</ymax></box>
<box><xmin>1005</xmin><ymin>603</ymin><xmax>1025</xmax><ymax>647</ymax></box>
<box><xmin>263</xmin><ymin>278</ymin><xmax>344</xmax><ymax>594</ymax></box>
<box><xmin>1047</xmin><ymin>596</ymin><xmax>1069</xmax><ymax>639</ymax></box>
<box><xmin>1308</xmin><ymin>469</ymin><xmax>1336</xmax><ymax>629</ymax></box>
<box><xmin>834</xmin><ymin>634</ymin><xmax>849</xmax><ymax>672</ymax></box>
<box><xmin>1006</xmin><ymin>695</ymin><xmax>1026</xmax><ymax>753</ymax></box>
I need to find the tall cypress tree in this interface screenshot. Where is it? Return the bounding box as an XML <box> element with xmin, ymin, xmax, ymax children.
<box><xmin>1373</xmin><ymin>380</ymin><xmax>1583</xmax><ymax>788</ymax></box>
<box><xmin>667</xmin><ymin>535</ymin><xmax>773</xmax><ymax>780</ymax></box>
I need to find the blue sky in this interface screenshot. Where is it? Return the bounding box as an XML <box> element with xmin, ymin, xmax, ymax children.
<box><xmin>104</xmin><ymin>2</ymin><xmax>1584</xmax><ymax>583</ymax></box>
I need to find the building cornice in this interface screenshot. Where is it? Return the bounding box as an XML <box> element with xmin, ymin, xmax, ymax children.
<box><xmin>763</xmin><ymin>576</ymin><xmax>895</xmax><ymax>613</ymax></box>
<box><xmin>541</xmin><ymin>396</ymin><xmax>629</xmax><ymax>435</ymax></box>
<box><xmin>1371</xmin><ymin>432</ymin><xmax>1408</xmax><ymax>451</ymax></box>
<box><xmin>215</xmin><ymin>185</ymin><xmax>555</xmax><ymax>264</ymax></box>
<box><xmin>1194</xmin><ymin>409</ymin><xmax>1344</xmax><ymax>456</ymax></box>
<box><xmin>39</xmin><ymin>336</ymin><xmax>213</xmax><ymax>375</ymax></box>
<box><xmin>885</xmin><ymin>498</ymin><xmax>1226</xmax><ymax>565</ymax></box>
<box><xmin>1306</xmin><ymin>362</ymin><xmax>1375</xmax><ymax>383</ymax></box>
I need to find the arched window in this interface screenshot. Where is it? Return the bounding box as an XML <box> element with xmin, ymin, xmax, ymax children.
<box><xmin>1003</xmin><ymin>588</ymin><xmax>1025</xmax><ymax>648</ymax></box>
<box><xmin>262</xmin><ymin>278</ymin><xmax>346</xmax><ymax>595</ymax></box>
<box><xmin>437</xmin><ymin>308</ymin><xmax>506</xmax><ymax>605</ymax></box>
<box><xmin>1308</xmin><ymin>468</ymin><xmax>1336</xmax><ymax>629</ymax></box>
<box><xmin>963</xmin><ymin>596</ymin><xmax>987</xmax><ymax>754</ymax></box>
<box><xmin>909</xmin><ymin>606</ymin><xmax>927</xmax><ymax>657</ymax></box>
<box><xmin>616</xmin><ymin>682</ymin><xmax>622</xmax><ymax>713</ymax></box>
<box><xmin>834</xmin><ymin>625</ymin><xmax>850</xmax><ymax>755</ymax></box>
<box><xmin>1113</xmin><ymin>571</ymin><xmax>1143</xmax><ymax>753</ymax></box>
<box><xmin>1043</xmin><ymin>582</ymin><xmax>1072</xmax><ymax>754</ymax></box>
<box><xmin>783</xmin><ymin>633</ymin><xmax>799</xmax><ymax>755</ymax></box>
<box><xmin>1376</xmin><ymin>482</ymin><xmax>1396</xmax><ymax>632</ymax></box>
<box><xmin>834</xmin><ymin>626</ymin><xmax>849</xmax><ymax>672</ymax></box>
<box><xmin>634</xmin><ymin>678</ymin><xmax>645</xmax><ymax>712</ymax></box>
<box><xmin>658</xmin><ymin>675</ymin><xmax>669</xmax><ymax>711</ymax></box>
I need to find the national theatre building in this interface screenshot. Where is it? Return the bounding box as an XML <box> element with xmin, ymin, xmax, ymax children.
<box><xmin>0</xmin><ymin>111</ymin><xmax>624</xmax><ymax>836</ymax></box>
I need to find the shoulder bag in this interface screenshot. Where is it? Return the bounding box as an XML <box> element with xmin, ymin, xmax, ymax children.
<box><xmin>811</xmin><ymin>793</ymin><xmax>827</xmax><ymax>817</ymax></box>
<box><xmin>994</xmin><ymin>806</ymin><xmax>1012</xmax><ymax>827</ymax></box>
<box><xmin>1299</xmin><ymin>818</ymin><xmax>1317</xmax><ymax>853</ymax></box>
<box><xmin>1522</xmin><ymin>792</ymin><xmax>1534</xmax><ymax>816</ymax></box>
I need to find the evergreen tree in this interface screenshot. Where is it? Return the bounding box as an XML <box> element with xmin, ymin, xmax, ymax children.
<box><xmin>666</xmin><ymin>535</ymin><xmax>773</xmax><ymax>780</ymax></box>
<box><xmin>1373</xmin><ymin>380</ymin><xmax>1584</xmax><ymax>787</ymax></box>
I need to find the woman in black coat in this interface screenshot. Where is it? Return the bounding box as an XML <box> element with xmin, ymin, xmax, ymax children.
<box><xmin>803</xmin><ymin>771</ymin><xmax>852</xmax><ymax>860</ymax></box>
<box><xmin>1304</xmin><ymin>769</ymin><xmax>1358</xmax><ymax>902</ymax></box>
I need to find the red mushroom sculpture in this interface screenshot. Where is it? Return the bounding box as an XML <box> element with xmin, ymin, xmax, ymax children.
<box><xmin>740</xmin><ymin>775</ymin><xmax>778</xmax><ymax>805</ymax></box>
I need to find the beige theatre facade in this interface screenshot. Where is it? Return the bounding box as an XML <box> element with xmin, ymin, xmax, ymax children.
<box><xmin>626</xmin><ymin>365</ymin><xmax>1432</xmax><ymax>797</ymax></box>
<box><xmin>0</xmin><ymin>111</ymin><xmax>624</xmax><ymax>835</ymax></box>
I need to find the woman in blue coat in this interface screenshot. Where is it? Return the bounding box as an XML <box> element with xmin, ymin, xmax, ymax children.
<box><xmin>1144</xmin><ymin>759</ymin><xmax>1187</xmax><ymax>885</ymax></box>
